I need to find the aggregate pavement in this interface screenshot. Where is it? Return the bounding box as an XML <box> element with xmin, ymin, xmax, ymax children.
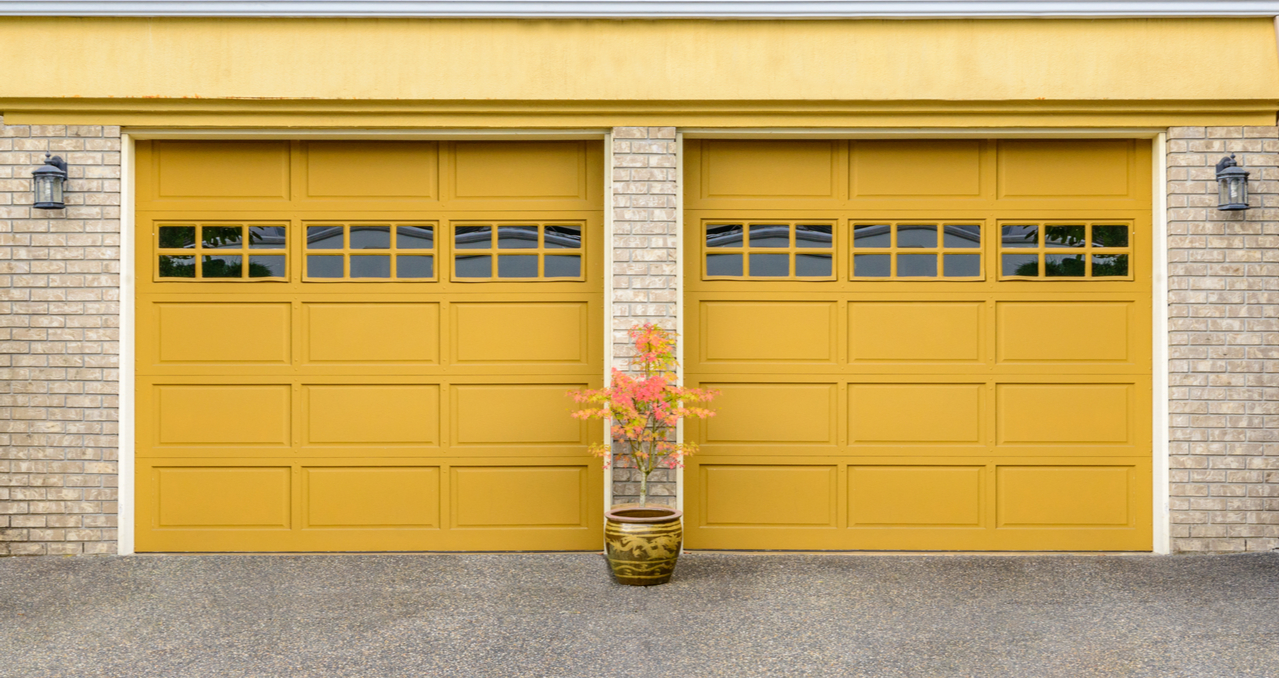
<box><xmin>0</xmin><ymin>551</ymin><xmax>1275</xmax><ymax>677</ymax></box>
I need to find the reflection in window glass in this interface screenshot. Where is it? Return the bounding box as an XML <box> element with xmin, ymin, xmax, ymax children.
<box><xmin>944</xmin><ymin>254</ymin><xmax>981</xmax><ymax>277</ymax></box>
<box><xmin>249</xmin><ymin>226</ymin><xmax>286</xmax><ymax>249</ymax></box>
<box><xmin>795</xmin><ymin>254</ymin><xmax>832</xmax><ymax>277</ymax></box>
<box><xmin>307</xmin><ymin>226</ymin><xmax>344</xmax><ymax>249</ymax></box>
<box><xmin>943</xmin><ymin>225</ymin><xmax>981</xmax><ymax>248</ymax></box>
<box><xmin>498</xmin><ymin>255</ymin><xmax>538</xmax><ymax>278</ymax></box>
<box><xmin>202</xmin><ymin>255</ymin><xmax>241</xmax><ymax>278</ymax></box>
<box><xmin>706</xmin><ymin>253</ymin><xmax>743</xmax><ymax>276</ymax></box>
<box><xmin>497</xmin><ymin>225</ymin><xmax>539</xmax><ymax>249</ymax></box>
<box><xmin>1092</xmin><ymin>253</ymin><xmax>1129</xmax><ymax>277</ymax></box>
<box><xmin>545</xmin><ymin>255</ymin><xmax>581</xmax><ymax>278</ymax></box>
<box><xmin>350</xmin><ymin>255</ymin><xmax>391</xmax><ymax>278</ymax></box>
<box><xmin>349</xmin><ymin>226</ymin><xmax>391</xmax><ymax>250</ymax></box>
<box><xmin>544</xmin><ymin>226</ymin><xmax>582</xmax><ymax>249</ymax></box>
<box><xmin>749</xmin><ymin>253</ymin><xmax>789</xmax><ymax>277</ymax></box>
<box><xmin>1045</xmin><ymin>254</ymin><xmax>1086</xmax><ymax>277</ymax></box>
<box><xmin>455</xmin><ymin>254</ymin><xmax>492</xmax><ymax>278</ymax></box>
<box><xmin>1092</xmin><ymin>225</ymin><xmax>1129</xmax><ymax>248</ymax></box>
<box><xmin>853</xmin><ymin>254</ymin><xmax>890</xmax><ymax>277</ymax></box>
<box><xmin>396</xmin><ymin>225</ymin><xmax>434</xmax><ymax>250</ymax></box>
<box><xmin>1002</xmin><ymin>225</ymin><xmax>1038</xmax><ymax>248</ymax></box>
<box><xmin>706</xmin><ymin>225</ymin><xmax>744</xmax><ymax>248</ymax></box>
<box><xmin>1044</xmin><ymin>225</ymin><xmax>1086</xmax><ymax>248</ymax></box>
<box><xmin>159</xmin><ymin>226</ymin><xmax>196</xmax><ymax>249</ymax></box>
<box><xmin>455</xmin><ymin>226</ymin><xmax>492</xmax><ymax>249</ymax></box>
<box><xmin>795</xmin><ymin>225</ymin><xmax>833</xmax><ymax>248</ymax></box>
<box><xmin>748</xmin><ymin>224</ymin><xmax>790</xmax><ymax>248</ymax></box>
<box><xmin>897</xmin><ymin>253</ymin><xmax>937</xmax><ymax>277</ymax></box>
<box><xmin>202</xmin><ymin>226</ymin><xmax>243</xmax><ymax>250</ymax></box>
<box><xmin>158</xmin><ymin>255</ymin><xmax>195</xmax><ymax>278</ymax></box>
<box><xmin>853</xmin><ymin>225</ymin><xmax>891</xmax><ymax>248</ymax></box>
<box><xmin>397</xmin><ymin>255</ymin><xmax>433</xmax><ymax>279</ymax></box>
<box><xmin>897</xmin><ymin>225</ymin><xmax>937</xmax><ymax>249</ymax></box>
<box><xmin>248</xmin><ymin>256</ymin><xmax>285</xmax><ymax>278</ymax></box>
<box><xmin>307</xmin><ymin>255</ymin><xmax>344</xmax><ymax>278</ymax></box>
<box><xmin>1002</xmin><ymin>253</ymin><xmax>1039</xmax><ymax>277</ymax></box>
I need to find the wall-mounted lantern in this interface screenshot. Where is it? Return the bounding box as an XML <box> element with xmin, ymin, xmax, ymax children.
<box><xmin>32</xmin><ymin>153</ymin><xmax>69</xmax><ymax>210</ymax></box>
<box><xmin>1214</xmin><ymin>154</ymin><xmax>1251</xmax><ymax>212</ymax></box>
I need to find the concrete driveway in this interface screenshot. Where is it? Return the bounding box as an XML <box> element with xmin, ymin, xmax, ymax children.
<box><xmin>0</xmin><ymin>552</ymin><xmax>1275</xmax><ymax>677</ymax></box>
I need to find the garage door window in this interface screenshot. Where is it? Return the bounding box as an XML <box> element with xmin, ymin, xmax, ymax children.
<box><xmin>851</xmin><ymin>222</ymin><xmax>983</xmax><ymax>279</ymax></box>
<box><xmin>703</xmin><ymin>222</ymin><xmax>835</xmax><ymax>279</ymax></box>
<box><xmin>999</xmin><ymin>222</ymin><xmax>1132</xmax><ymax>280</ymax></box>
<box><xmin>304</xmin><ymin>222</ymin><xmax>436</xmax><ymax>281</ymax></box>
<box><xmin>155</xmin><ymin>222</ymin><xmax>288</xmax><ymax>280</ymax></box>
<box><xmin>452</xmin><ymin>222</ymin><xmax>584</xmax><ymax>281</ymax></box>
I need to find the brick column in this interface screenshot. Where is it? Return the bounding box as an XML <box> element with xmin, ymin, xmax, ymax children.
<box><xmin>0</xmin><ymin>117</ymin><xmax>122</xmax><ymax>556</ymax></box>
<box><xmin>609</xmin><ymin>127</ymin><xmax>680</xmax><ymax>507</ymax></box>
<box><xmin>1166</xmin><ymin>125</ymin><xmax>1278</xmax><ymax>553</ymax></box>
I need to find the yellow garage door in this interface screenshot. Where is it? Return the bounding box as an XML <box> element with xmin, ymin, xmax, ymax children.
<box><xmin>135</xmin><ymin>140</ymin><xmax>604</xmax><ymax>552</ymax></box>
<box><xmin>684</xmin><ymin>139</ymin><xmax>1152</xmax><ymax>551</ymax></box>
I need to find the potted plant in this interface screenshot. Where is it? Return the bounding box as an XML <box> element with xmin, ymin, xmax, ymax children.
<box><xmin>571</xmin><ymin>323</ymin><xmax>717</xmax><ymax>586</ymax></box>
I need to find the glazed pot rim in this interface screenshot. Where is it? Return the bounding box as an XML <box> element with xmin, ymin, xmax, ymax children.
<box><xmin>605</xmin><ymin>506</ymin><xmax>683</xmax><ymax>523</ymax></box>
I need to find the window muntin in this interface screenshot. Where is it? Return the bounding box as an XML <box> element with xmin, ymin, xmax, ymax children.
<box><xmin>998</xmin><ymin>222</ymin><xmax>1132</xmax><ymax>279</ymax></box>
<box><xmin>851</xmin><ymin>223</ymin><xmax>983</xmax><ymax>280</ymax></box>
<box><xmin>303</xmin><ymin>222</ymin><xmax>436</xmax><ymax>281</ymax></box>
<box><xmin>703</xmin><ymin>222</ymin><xmax>835</xmax><ymax>280</ymax></box>
<box><xmin>451</xmin><ymin>222</ymin><xmax>584</xmax><ymax>281</ymax></box>
<box><xmin>155</xmin><ymin>222</ymin><xmax>288</xmax><ymax>280</ymax></box>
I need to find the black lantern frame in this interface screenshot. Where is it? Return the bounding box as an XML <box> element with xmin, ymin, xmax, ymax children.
<box><xmin>32</xmin><ymin>154</ymin><xmax>69</xmax><ymax>211</ymax></box>
<box><xmin>1214</xmin><ymin>154</ymin><xmax>1251</xmax><ymax>212</ymax></box>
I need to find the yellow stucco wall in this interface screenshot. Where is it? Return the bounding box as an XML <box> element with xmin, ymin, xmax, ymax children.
<box><xmin>2</xmin><ymin>17</ymin><xmax>1275</xmax><ymax>127</ymax></box>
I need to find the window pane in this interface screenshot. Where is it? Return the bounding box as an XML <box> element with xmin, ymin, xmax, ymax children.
<box><xmin>1092</xmin><ymin>253</ymin><xmax>1129</xmax><ymax>277</ymax></box>
<box><xmin>455</xmin><ymin>226</ymin><xmax>492</xmax><ymax>250</ymax></box>
<box><xmin>1092</xmin><ymin>225</ymin><xmax>1129</xmax><ymax>248</ymax></box>
<box><xmin>897</xmin><ymin>224</ymin><xmax>937</xmax><ymax>249</ymax></box>
<box><xmin>396</xmin><ymin>255</ymin><xmax>433</xmax><ymax>279</ymax></box>
<box><xmin>350</xmin><ymin>255</ymin><xmax>391</xmax><ymax>278</ymax></box>
<box><xmin>853</xmin><ymin>254</ymin><xmax>890</xmax><ymax>277</ymax></box>
<box><xmin>897</xmin><ymin>253</ymin><xmax>938</xmax><ymax>277</ymax></box>
<box><xmin>1002</xmin><ymin>253</ymin><xmax>1039</xmax><ymax>276</ymax></box>
<box><xmin>944</xmin><ymin>254</ymin><xmax>981</xmax><ymax>277</ymax></box>
<box><xmin>1045</xmin><ymin>254</ymin><xmax>1086</xmax><ymax>277</ymax></box>
<box><xmin>157</xmin><ymin>255</ymin><xmax>195</xmax><ymax>278</ymax></box>
<box><xmin>748</xmin><ymin>224</ymin><xmax>790</xmax><ymax>248</ymax></box>
<box><xmin>795</xmin><ymin>225</ymin><xmax>833</xmax><ymax>248</ymax></box>
<box><xmin>350</xmin><ymin>226</ymin><xmax>391</xmax><ymax>250</ymax></box>
<box><xmin>545</xmin><ymin>226</ymin><xmax>582</xmax><ymax>249</ymax></box>
<box><xmin>545</xmin><ymin>255</ymin><xmax>581</xmax><ymax>278</ymax></box>
<box><xmin>498</xmin><ymin>255</ymin><xmax>538</xmax><ymax>277</ymax></box>
<box><xmin>396</xmin><ymin>225</ymin><xmax>434</xmax><ymax>250</ymax></box>
<box><xmin>158</xmin><ymin>226</ymin><xmax>195</xmax><ymax>249</ymax></box>
<box><xmin>307</xmin><ymin>255</ymin><xmax>344</xmax><ymax>278</ymax></box>
<box><xmin>307</xmin><ymin>226</ymin><xmax>344</xmax><ymax>249</ymax></box>
<box><xmin>202</xmin><ymin>255</ymin><xmax>242</xmax><ymax>278</ymax></box>
<box><xmin>455</xmin><ymin>254</ymin><xmax>491</xmax><ymax>278</ymax></box>
<box><xmin>706</xmin><ymin>253</ymin><xmax>743</xmax><ymax>276</ymax></box>
<box><xmin>248</xmin><ymin>256</ymin><xmax>285</xmax><ymax>278</ymax></box>
<box><xmin>853</xmin><ymin>225</ymin><xmax>891</xmax><ymax>248</ymax></box>
<box><xmin>1001</xmin><ymin>225</ymin><xmax>1038</xmax><ymax>248</ymax></box>
<box><xmin>795</xmin><ymin>253</ymin><xmax>832</xmax><ymax>277</ymax></box>
<box><xmin>706</xmin><ymin>225</ymin><xmax>744</xmax><ymax>248</ymax></box>
<box><xmin>248</xmin><ymin>226</ymin><xmax>286</xmax><ymax>249</ymax></box>
<box><xmin>202</xmin><ymin>226</ymin><xmax>243</xmax><ymax>250</ymax></box>
<box><xmin>748</xmin><ymin>253</ymin><xmax>789</xmax><ymax>277</ymax></box>
<box><xmin>1044</xmin><ymin>225</ymin><xmax>1086</xmax><ymax>248</ymax></box>
<box><xmin>943</xmin><ymin>225</ymin><xmax>981</xmax><ymax>249</ymax></box>
<box><xmin>497</xmin><ymin>225</ymin><xmax>538</xmax><ymax>249</ymax></box>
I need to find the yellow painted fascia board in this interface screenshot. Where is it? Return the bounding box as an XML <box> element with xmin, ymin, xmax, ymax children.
<box><xmin>3</xmin><ymin>98</ymin><xmax>1276</xmax><ymax>129</ymax></box>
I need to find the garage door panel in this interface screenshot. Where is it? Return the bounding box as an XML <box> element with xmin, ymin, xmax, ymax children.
<box><xmin>849</xmin><ymin>302</ymin><xmax>984</xmax><ymax>363</ymax></box>
<box><xmin>154</xmin><ymin>302</ymin><xmax>292</xmax><ymax>366</ymax></box>
<box><xmin>451</xmin><ymin>466</ymin><xmax>587</xmax><ymax>528</ymax></box>
<box><xmin>700</xmin><ymin>465</ymin><xmax>838</xmax><ymax>527</ymax></box>
<box><xmin>997</xmin><ymin>465</ymin><xmax>1133</xmax><ymax>527</ymax></box>
<box><xmin>849</xmin><ymin>466</ymin><xmax>983</xmax><ymax>527</ymax></box>
<box><xmin>997</xmin><ymin>301</ymin><xmax>1132</xmax><ymax>365</ymax></box>
<box><xmin>451</xmin><ymin>384</ymin><xmax>586</xmax><ymax>446</ymax></box>
<box><xmin>700</xmin><ymin>140</ymin><xmax>839</xmax><ymax>201</ymax></box>
<box><xmin>155</xmin><ymin>385</ymin><xmax>291</xmax><ymax>447</ymax></box>
<box><xmin>997</xmin><ymin>383</ymin><xmax>1132</xmax><ymax>445</ymax></box>
<box><xmin>304</xmin><ymin>303</ymin><xmax>440</xmax><ymax>365</ymax></box>
<box><xmin>851</xmin><ymin>140</ymin><xmax>983</xmax><ymax>199</ymax></box>
<box><xmin>849</xmin><ymin>383</ymin><xmax>983</xmax><ymax>444</ymax></box>
<box><xmin>452</xmin><ymin>302</ymin><xmax>589</xmax><ymax>366</ymax></box>
<box><xmin>305</xmin><ymin>385</ymin><xmax>440</xmax><ymax>446</ymax></box>
<box><xmin>702</xmin><ymin>383</ymin><xmax>837</xmax><ymax>445</ymax></box>
<box><xmin>700</xmin><ymin>301</ymin><xmax>837</xmax><ymax>365</ymax></box>
<box><xmin>304</xmin><ymin>467</ymin><xmax>441</xmax><ymax>528</ymax></box>
<box><xmin>153</xmin><ymin>466</ymin><xmax>292</xmax><ymax>529</ymax></box>
<box><xmin>304</xmin><ymin>141</ymin><xmax>439</xmax><ymax>200</ymax></box>
<box><xmin>452</xmin><ymin>141</ymin><xmax>590</xmax><ymax>200</ymax></box>
<box><xmin>152</xmin><ymin>140</ymin><xmax>291</xmax><ymax>202</ymax></box>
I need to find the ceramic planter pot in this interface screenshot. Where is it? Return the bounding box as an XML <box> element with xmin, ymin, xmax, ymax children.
<box><xmin>604</xmin><ymin>506</ymin><xmax>683</xmax><ymax>586</ymax></box>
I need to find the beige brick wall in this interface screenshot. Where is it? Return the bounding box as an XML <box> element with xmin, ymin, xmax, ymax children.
<box><xmin>1166</xmin><ymin>126</ymin><xmax>1279</xmax><ymax>553</ymax></box>
<box><xmin>0</xmin><ymin>116</ymin><xmax>121</xmax><ymax>556</ymax></box>
<box><xmin>608</xmin><ymin>127</ymin><xmax>680</xmax><ymax>507</ymax></box>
